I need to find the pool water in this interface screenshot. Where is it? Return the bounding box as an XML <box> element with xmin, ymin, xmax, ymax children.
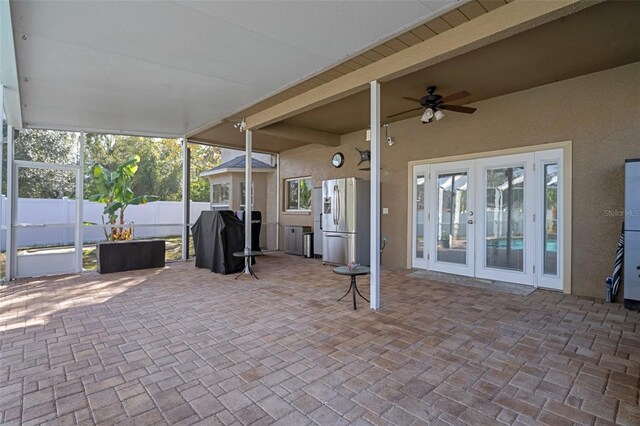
<box><xmin>488</xmin><ymin>238</ymin><xmax>557</xmax><ymax>252</ymax></box>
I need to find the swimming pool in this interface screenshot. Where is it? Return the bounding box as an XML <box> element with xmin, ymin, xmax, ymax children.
<box><xmin>488</xmin><ymin>238</ymin><xmax>557</xmax><ymax>252</ymax></box>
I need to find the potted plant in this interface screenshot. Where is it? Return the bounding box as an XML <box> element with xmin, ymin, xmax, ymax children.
<box><xmin>89</xmin><ymin>155</ymin><xmax>158</xmax><ymax>240</ymax></box>
<box><xmin>89</xmin><ymin>155</ymin><xmax>163</xmax><ymax>273</ymax></box>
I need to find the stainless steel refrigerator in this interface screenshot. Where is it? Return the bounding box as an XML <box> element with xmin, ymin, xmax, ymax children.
<box><xmin>624</xmin><ymin>159</ymin><xmax>640</xmax><ymax>309</ymax></box>
<box><xmin>322</xmin><ymin>178</ymin><xmax>370</xmax><ymax>266</ymax></box>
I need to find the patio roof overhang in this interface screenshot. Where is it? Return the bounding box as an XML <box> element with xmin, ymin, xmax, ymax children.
<box><xmin>2</xmin><ymin>0</ymin><xmax>468</xmax><ymax>138</ymax></box>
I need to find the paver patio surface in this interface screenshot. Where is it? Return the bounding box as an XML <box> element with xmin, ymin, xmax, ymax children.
<box><xmin>1</xmin><ymin>252</ymin><xmax>639</xmax><ymax>425</ymax></box>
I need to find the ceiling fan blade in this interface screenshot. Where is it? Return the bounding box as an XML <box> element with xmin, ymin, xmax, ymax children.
<box><xmin>440</xmin><ymin>91</ymin><xmax>471</xmax><ymax>104</ymax></box>
<box><xmin>387</xmin><ymin>106</ymin><xmax>423</xmax><ymax>118</ymax></box>
<box><xmin>402</xmin><ymin>97</ymin><xmax>422</xmax><ymax>104</ymax></box>
<box><xmin>439</xmin><ymin>104</ymin><xmax>476</xmax><ymax>114</ymax></box>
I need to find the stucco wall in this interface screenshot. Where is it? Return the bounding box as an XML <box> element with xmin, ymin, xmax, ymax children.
<box><xmin>278</xmin><ymin>62</ymin><xmax>640</xmax><ymax>299</ymax></box>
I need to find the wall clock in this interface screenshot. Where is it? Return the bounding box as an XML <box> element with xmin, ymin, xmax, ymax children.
<box><xmin>332</xmin><ymin>152</ymin><xmax>344</xmax><ymax>168</ymax></box>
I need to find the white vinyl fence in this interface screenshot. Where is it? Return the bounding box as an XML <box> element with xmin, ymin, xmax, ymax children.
<box><xmin>1</xmin><ymin>196</ymin><xmax>210</xmax><ymax>250</ymax></box>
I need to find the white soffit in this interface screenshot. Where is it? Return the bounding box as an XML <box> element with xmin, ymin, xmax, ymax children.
<box><xmin>9</xmin><ymin>0</ymin><xmax>459</xmax><ymax>136</ymax></box>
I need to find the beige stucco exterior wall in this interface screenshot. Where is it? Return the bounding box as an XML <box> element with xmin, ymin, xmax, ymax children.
<box><xmin>278</xmin><ymin>61</ymin><xmax>640</xmax><ymax>299</ymax></box>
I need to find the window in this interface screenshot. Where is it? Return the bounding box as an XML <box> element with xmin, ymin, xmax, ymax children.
<box><xmin>212</xmin><ymin>183</ymin><xmax>229</xmax><ymax>209</ymax></box>
<box><xmin>239</xmin><ymin>181</ymin><xmax>254</xmax><ymax>210</ymax></box>
<box><xmin>285</xmin><ymin>177</ymin><xmax>311</xmax><ymax>211</ymax></box>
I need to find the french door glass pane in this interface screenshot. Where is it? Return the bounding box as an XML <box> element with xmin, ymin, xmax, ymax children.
<box><xmin>436</xmin><ymin>173</ymin><xmax>468</xmax><ymax>264</ymax></box>
<box><xmin>485</xmin><ymin>166</ymin><xmax>525</xmax><ymax>271</ymax></box>
<box><xmin>544</xmin><ymin>163</ymin><xmax>559</xmax><ymax>275</ymax></box>
<box><xmin>415</xmin><ymin>175</ymin><xmax>425</xmax><ymax>258</ymax></box>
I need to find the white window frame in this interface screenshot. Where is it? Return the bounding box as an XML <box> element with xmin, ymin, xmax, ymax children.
<box><xmin>211</xmin><ymin>182</ymin><xmax>230</xmax><ymax>210</ymax></box>
<box><xmin>284</xmin><ymin>176</ymin><xmax>312</xmax><ymax>211</ymax></box>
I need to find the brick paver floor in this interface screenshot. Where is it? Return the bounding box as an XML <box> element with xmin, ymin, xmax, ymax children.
<box><xmin>1</xmin><ymin>252</ymin><xmax>639</xmax><ymax>425</ymax></box>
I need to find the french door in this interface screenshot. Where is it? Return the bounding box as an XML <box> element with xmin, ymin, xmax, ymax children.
<box><xmin>411</xmin><ymin>149</ymin><xmax>563</xmax><ymax>290</ymax></box>
<box><xmin>429</xmin><ymin>160</ymin><xmax>475</xmax><ymax>277</ymax></box>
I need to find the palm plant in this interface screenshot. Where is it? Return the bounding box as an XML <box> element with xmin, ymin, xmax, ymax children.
<box><xmin>88</xmin><ymin>155</ymin><xmax>158</xmax><ymax>241</ymax></box>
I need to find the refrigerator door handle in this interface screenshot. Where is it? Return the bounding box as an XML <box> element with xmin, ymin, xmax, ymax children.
<box><xmin>319</xmin><ymin>213</ymin><xmax>322</xmax><ymax>230</ymax></box>
<box><xmin>336</xmin><ymin>186</ymin><xmax>340</xmax><ymax>225</ymax></box>
<box><xmin>333</xmin><ymin>185</ymin><xmax>339</xmax><ymax>225</ymax></box>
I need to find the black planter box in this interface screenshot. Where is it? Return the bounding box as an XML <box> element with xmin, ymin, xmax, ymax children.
<box><xmin>97</xmin><ymin>240</ymin><xmax>165</xmax><ymax>274</ymax></box>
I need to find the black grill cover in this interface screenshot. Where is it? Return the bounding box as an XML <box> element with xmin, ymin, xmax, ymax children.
<box><xmin>191</xmin><ymin>211</ymin><xmax>245</xmax><ymax>274</ymax></box>
<box><xmin>236</xmin><ymin>211</ymin><xmax>262</xmax><ymax>251</ymax></box>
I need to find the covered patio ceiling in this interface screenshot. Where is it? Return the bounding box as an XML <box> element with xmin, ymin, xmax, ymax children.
<box><xmin>4</xmin><ymin>0</ymin><xmax>462</xmax><ymax>137</ymax></box>
<box><xmin>191</xmin><ymin>0</ymin><xmax>640</xmax><ymax>150</ymax></box>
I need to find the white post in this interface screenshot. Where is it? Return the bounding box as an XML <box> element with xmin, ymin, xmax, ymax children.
<box><xmin>182</xmin><ymin>137</ymin><xmax>189</xmax><ymax>261</ymax></box>
<box><xmin>275</xmin><ymin>153</ymin><xmax>280</xmax><ymax>251</ymax></box>
<box><xmin>245</xmin><ymin>130</ymin><xmax>253</xmax><ymax>271</ymax></box>
<box><xmin>76</xmin><ymin>133</ymin><xmax>85</xmax><ymax>273</ymax></box>
<box><xmin>369</xmin><ymin>81</ymin><xmax>381</xmax><ymax>310</ymax></box>
<box><xmin>6</xmin><ymin>126</ymin><xmax>14</xmax><ymax>281</ymax></box>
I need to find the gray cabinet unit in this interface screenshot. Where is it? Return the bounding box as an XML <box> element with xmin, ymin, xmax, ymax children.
<box><xmin>284</xmin><ymin>225</ymin><xmax>312</xmax><ymax>256</ymax></box>
<box><xmin>624</xmin><ymin>159</ymin><xmax>640</xmax><ymax>309</ymax></box>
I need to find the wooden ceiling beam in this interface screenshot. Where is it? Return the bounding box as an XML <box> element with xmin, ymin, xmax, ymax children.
<box><xmin>244</xmin><ymin>0</ymin><xmax>600</xmax><ymax>131</ymax></box>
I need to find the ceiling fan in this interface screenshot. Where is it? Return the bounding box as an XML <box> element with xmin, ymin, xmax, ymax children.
<box><xmin>388</xmin><ymin>86</ymin><xmax>476</xmax><ymax>123</ymax></box>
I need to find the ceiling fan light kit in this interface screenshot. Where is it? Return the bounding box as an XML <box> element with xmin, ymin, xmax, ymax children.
<box><xmin>421</xmin><ymin>108</ymin><xmax>434</xmax><ymax>123</ymax></box>
<box><xmin>389</xmin><ymin>85</ymin><xmax>476</xmax><ymax>124</ymax></box>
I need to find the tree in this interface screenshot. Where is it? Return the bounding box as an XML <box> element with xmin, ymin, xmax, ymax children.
<box><xmin>13</xmin><ymin>129</ymin><xmax>78</xmax><ymax>198</ymax></box>
<box><xmin>2</xmin><ymin>130</ymin><xmax>221</xmax><ymax>203</ymax></box>
<box><xmin>189</xmin><ymin>144</ymin><xmax>221</xmax><ymax>202</ymax></box>
<box><xmin>84</xmin><ymin>135</ymin><xmax>220</xmax><ymax>202</ymax></box>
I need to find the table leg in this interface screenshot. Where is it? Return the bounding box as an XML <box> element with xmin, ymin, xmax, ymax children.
<box><xmin>236</xmin><ymin>257</ymin><xmax>259</xmax><ymax>280</ymax></box>
<box><xmin>248</xmin><ymin>262</ymin><xmax>259</xmax><ymax>280</ymax></box>
<box><xmin>352</xmin><ymin>276</ymin><xmax>357</xmax><ymax>310</ymax></box>
<box><xmin>353</xmin><ymin>281</ymin><xmax>369</xmax><ymax>303</ymax></box>
<box><xmin>337</xmin><ymin>283</ymin><xmax>352</xmax><ymax>302</ymax></box>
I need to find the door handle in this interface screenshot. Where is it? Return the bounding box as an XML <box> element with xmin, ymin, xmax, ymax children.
<box><xmin>333</xmin><ymin>185</ymin><xmax>340</xmax><ymax>225</ymax></box>
<box><xmin>467</xmin><ymin>220</ymin><xmax>474</xmax><ymax>224</ymax></box>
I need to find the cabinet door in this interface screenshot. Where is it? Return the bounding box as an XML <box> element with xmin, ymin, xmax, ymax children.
<box><xmin>285</xmin><ymin>227</ymin><xmax>295</xmax><ymax>254</ymax></box>
<box><xmin>294</xmin><ymin>227</ymin><xmax>303</xmax><ymax>256</ymax></box>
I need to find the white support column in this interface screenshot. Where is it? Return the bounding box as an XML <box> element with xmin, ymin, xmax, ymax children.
<box><xmin>6</xmin><ymin>125</ymin><xmax>14</xmax><ymax>281</ymax></box>
<box><xmin>181</xmin><ymin>137</ymin><xmax>189</xmax><ymax>261</ymax></box>
<box><xmin>245</xmin><ymin>130</ymin><xmax>253</xmax><ymax>252</ymax></box>
<box><xmin>369</xmin><ymin>80</ymin><xmax>381</xmax><ymax>310</ymax></box>
<box><xmin>244</xmin><ymin>130</ymin><xmax>253</xmax><ymax>274</ymax></box>
<box><xmin>76</xmin><ymin>133</ymin><xmax>85</xmax><ymax>273</ymax></box>
<box><xmin>275</xmin><ymin>153</ymin><xmax>280</xmax><ymax>251</ymax></box>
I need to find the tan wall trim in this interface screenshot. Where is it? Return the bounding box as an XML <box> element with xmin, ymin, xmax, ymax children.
<box><xmin>406</xmin><ymin>140</ymin><xmax>573</xmax><ymax>293</ymax></box>
<box><xmin>245</xmin><ymin>0</ymin><xmax>599</xmax><ymax>130</ymax></box>
<box><xmin>407</xmin><ymin>140</ymin><xmax>572</xmax><ymax>167</ymax></box>
<box><xmin>563</xmin><ymin>141</ymin><xmax>572</xmax><ymax>294</ymax></box>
